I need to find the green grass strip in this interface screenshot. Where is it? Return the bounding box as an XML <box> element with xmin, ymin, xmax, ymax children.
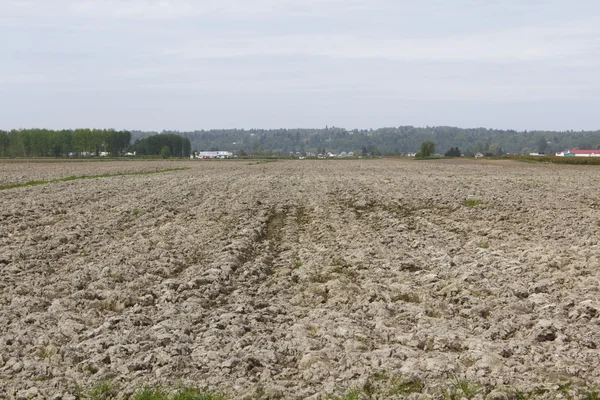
<box><xmin>413</xmin><ymin>156</ymin><xmax>445</xmax><ymax>160</ymax></box>
<box><xmin>497</xmin><ymin>155</ymin><xmax>600</xmax><ymax>165</ymax></box>
<box><xmin>0</xmin><ymin>168</ymin><xmax>188</xmax><ymax>191</ymax></box>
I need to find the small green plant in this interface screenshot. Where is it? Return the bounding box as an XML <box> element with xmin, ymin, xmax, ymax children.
<box><xmin>362</xmin><ymin>380</ymin><xmax>376</xmax><ymax>397</ymax></box>
<box><xmin>132</xmin><ymin>388</ymin><xmax>169</xmax><ymax>400</ymax></box>
<box><xmin>391</xmin><ymin>292</ymin><xmax>421</xmax><ymax>303</ymax></box>
<box><xmin>371</xmin><ymin>372</ymin><xmax>388</xmax><ymax>382</ymax></box>
<box><xmin>330</xmin><ymin>265</ymin><xmax>357</xmax><ymax>279</ymax></box>
<box><xmin>307</xmin><ymin>325</ymin><xmax>320</xmax><ymax>337</ymax></box>
<box><xmin>88</xmin><ymin>380</ymin><xmax>120</xmax><ymax>400</ymax></box>
<box><xmin>454</xmin><ymin>380</ymin><xmax>480</xmax><ymax>399</ymax></box>
<box><xmin>35</xmin><ymin>346</ymin><xmax>56</xmax><ymax>359</ymax></box>
<box><xmin>556</xmin><ymin>380</ymin><xmax>574</xmax><ymax>399</ymax></box>
<box><xmin>471</xmin><ymin>289</ymin><xmax>491</xmax><ymax>299</ymax></box>
<box><xmin>72</xmin><ymin>382</ymin><xmax>86</xmax><ymax>399</ymax></box>
<box><xmin>389</xmin><ymin>377</ymin><xmax>424</xmax><ymax>395</ymax></box>
<box><xmin>557</xmin><ymin>380</ymin><xmax>572</xmax><ymax>392</ymax></box>
<box><xmin>479</xmin><ymin>241</ymin><xmax>489</xmax><ymax>249</ymax></box>
<box><xmin>355</xmin><ymin>335</ymin><xmax>371</xmax><ymax>347</ymax></box>
<box><xmin>172</xmin><ymin>388</ymin><xmax>227</xmax><ymax>400</ymax></box>
<box><xmin>514</xmin><ymin>390</ymin><xmax>534</xmax><ymax>400</ymax></box>
<box><xmin>331</xmin><ymin>265</ymin><xmax>345</xmax><ymax>274</ymax></box>
<box><xmin>465</xmin><ymin>199</ymin><xmax>484</xmax><ymax>207</ymax></box>
<box><xmin>325</xmin><ymin>389</ymin><xmax>363</xmax><ymax>400</ymax></box>
<box><xmin>584</xmin><ymin>389</ymin><xmax>600</xmax><ymax>400</ymax></box>
<box><xmin>440</xmin><ymin>386</ymin><xmax>458</xmax><ymax>400</ymax></box>
<box><xmin>293</xmin><ymin>258</ymin><xmax>303</xmax><ymax>269</ymax></box>
<box><xmin>133</xmin><ymin>208</ymin><xmax>141</xmax><ymax>216</ymax></box>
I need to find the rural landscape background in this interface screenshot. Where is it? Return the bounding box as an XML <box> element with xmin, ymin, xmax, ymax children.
<box><xmin>3</xmin><ymin>126</ymin><xmax>600</xmax><ymax>158</ymax></box>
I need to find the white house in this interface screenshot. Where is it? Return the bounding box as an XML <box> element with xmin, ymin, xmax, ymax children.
<box><xmin>555</xmin><ymin>150</ymin><xmax>600</xmax><ymax>157</ymax></box>
<box><xmin>195</xmin><ymin>151</ymin><xmax>233</xmax><ymax>159</ymax></box>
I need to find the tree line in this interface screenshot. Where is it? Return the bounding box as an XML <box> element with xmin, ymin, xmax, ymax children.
<box><xmin>0</xmin><ymin>129</ymin><xmax>192</xmax><ymax>158</ymax></box>
<box><xmin>0</xmin><ymin>129</ymin><xmax>131</xmax><ymax>157</ymax></box>
<box><xmin>131</xmin><ymin>134</ymin><xmax>191</xmax><ymax>158</ymax></box>
<box><xmin>3</xmin><ymin>126</ymin><xmax>600</xmax><ymax>158</ymax></box>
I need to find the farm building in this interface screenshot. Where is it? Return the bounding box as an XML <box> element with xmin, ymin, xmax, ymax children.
<box><xmin>193</xmin><ymin>151</ymin><xmax>233</xmax><ymax>159</ymax></box>
<box><xmin>555</xmin><ymin>150</ymin><xmax>600</xmax><ymax>157</ymax></box>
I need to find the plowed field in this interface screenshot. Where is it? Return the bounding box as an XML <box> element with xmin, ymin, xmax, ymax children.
<box><xmin>1</xmin><ymin>159</ymin><xmax>599</xmax><ymax>399</ymax></box>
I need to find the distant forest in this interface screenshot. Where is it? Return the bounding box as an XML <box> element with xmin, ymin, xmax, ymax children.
<box><xmin>0</xmin><ymin>129</ymin><xmax>132</xmax><ymax>157</ymax></box>
<box><xmin>2</xmin><ymin>126</ymin><xmax>600</xmax><ymax>157</ymax></box>
<box><xmin>0</xmin><ymin>129</ymin><xmax>190</xmax><ymax>158</ymax></box>
<box><xmin>133</xmin><ymin>126</ymin><xmax>600</xmax><ymax>156</ymax></box>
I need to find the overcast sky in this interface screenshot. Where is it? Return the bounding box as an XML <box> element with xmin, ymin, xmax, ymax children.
<box><xmin>1</xmin><ymin>0</ymin><xmax>599</xmax><ymax>131</ymax></box>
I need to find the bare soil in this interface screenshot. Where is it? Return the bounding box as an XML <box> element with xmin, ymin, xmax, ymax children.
<box><xmin>0</xmin><ymin>159</ymin><xmax>599</xmax><ymax>399</ymax></box>
<box><xmin>0</xmin><ymin>160</ymin><xmax>192</xmax><ymax>187</ymax></box>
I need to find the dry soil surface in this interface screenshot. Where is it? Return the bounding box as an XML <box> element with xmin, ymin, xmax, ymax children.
<box><xmin>0</xmin><ymin>160</ymin><xmax>190</xmax><ymax>187</ymax></box>
<box><xmin>0</xmin><ymin>159</ymin><xmax>599</xmax><ymax>399</ymax></box>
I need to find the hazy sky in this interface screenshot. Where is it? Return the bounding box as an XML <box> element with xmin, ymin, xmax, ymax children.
<box><xmin>2</xmin><ymin>0</ymin><xmax>599</xmax><ymax>131</ymax></box>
